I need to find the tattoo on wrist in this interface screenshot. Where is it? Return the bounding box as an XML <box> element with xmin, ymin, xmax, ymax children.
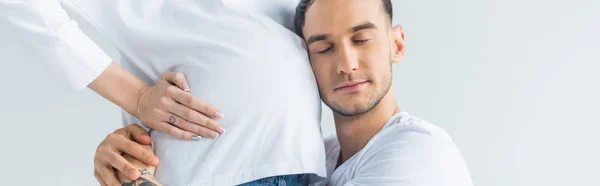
<box><xmin>121</xmin><ymin>168</ymin><xmax>162</xmax><ymax>186</ymax></box>
<box><xmin>122</xmin><ymin>176</ymin><xmax>157</xmax><ymax>186</ymax></box>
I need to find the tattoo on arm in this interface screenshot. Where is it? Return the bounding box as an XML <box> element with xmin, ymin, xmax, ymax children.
<box><xmin>121</xmin><ymin>176</ymin><xmax>157</xmax><ymax>186</ymax></box>
<box><xmin>121</xmin><ymin>168</ymin><xmax>162</xmax><ymax>186</ymax></box>
<box><xmin>139</xmin><ymin>168</ymin><xmax>152</xmax><ymax>176</ymax></box>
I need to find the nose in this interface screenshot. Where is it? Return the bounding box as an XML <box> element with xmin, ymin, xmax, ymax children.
<box><xmin>336</xmin><ymin>44</ymin><xmax>359</xmax><ymax>75</ymax></box>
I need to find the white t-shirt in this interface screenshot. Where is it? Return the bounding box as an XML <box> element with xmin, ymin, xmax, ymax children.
<box><xmin>2</xmin><ymin>0</ymin><xmax>325</xmax><ymax>185</ymax></box>
<box><xmin>314</xmin><ymin>112</ymin><xmax>473</xmax><ymax>186</ymax></box>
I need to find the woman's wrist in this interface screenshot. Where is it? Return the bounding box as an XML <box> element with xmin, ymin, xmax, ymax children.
<box><xmin>88</xmin><ymin>61</ymin><xmax>147</xmax><ymax>118</ymax></box>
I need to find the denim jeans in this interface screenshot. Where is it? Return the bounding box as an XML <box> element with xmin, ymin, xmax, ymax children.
<box><xmin>237</xmin><ymin>174</ymin><xmax>308</xmax><ymax>186</ymax></box>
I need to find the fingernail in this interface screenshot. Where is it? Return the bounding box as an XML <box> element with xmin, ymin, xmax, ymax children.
<box><xmin>210</xmin><ymin>131</ymin><xmax>219</xmax><ymax>138</ymax></box>
<box><xmin>215</xmin><ymin>112</ymin><xmax>224</xmax><ymax>118</ymax></box>
<box><xmin>192</xmin><ymin>135</ymin><xmax>202</xmax><ymax>141</ymax></box>
<box><xmin>184</xmin><ymin>88</ymin><xmax>191</xmax><ymax>92</ymax></box>
<box><xmin>217</xmin><ymin>126</ymin><xmax>226</xmax><ymax>134</ymax></box>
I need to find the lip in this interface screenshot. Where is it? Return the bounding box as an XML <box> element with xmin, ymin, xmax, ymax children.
<box><xmin>334</xmin><ymin>81</ymin><xmax>369</xmax><ymax>93</ymax></box>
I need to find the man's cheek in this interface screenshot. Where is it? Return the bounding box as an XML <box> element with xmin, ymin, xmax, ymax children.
<box><xmin>315</xmin><ymin>74</ymin><xmax>327</xmax><ymax>89</ymax></box>
<box><xmin>315</xmin><ymin>73</ymin><xmax>330</xmax><ymax>91</ymax></box>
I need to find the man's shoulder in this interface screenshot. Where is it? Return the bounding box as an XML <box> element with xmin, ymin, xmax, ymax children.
<box><xmin>343</xmin><ymin>113</ymin><xmax>473</xmax><ymax>185</ymax></box>
<box><xmin>364</xmin><ymin>113</ymin><xmax>460</xmax><ymax>159</ymax></box>
<box><xmin>382</xmin><ymin>112</ymin><xmax>454</xmax><ymax>143</ymax></box>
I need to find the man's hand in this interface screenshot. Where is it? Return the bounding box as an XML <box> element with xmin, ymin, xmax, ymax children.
<box><xmin>94</xmin><ymin>124</ymin><xmax>158</xmax><ymax>186</ymax></box>
<box><xmin>117</xmin><ymin>146</ymin><xmax>163</xmax><ymax>186</ymax></box>
<box><xmin>135</xmin><ymin>72</ymin><xmax>225</xmax><ymax>140</ymax></box>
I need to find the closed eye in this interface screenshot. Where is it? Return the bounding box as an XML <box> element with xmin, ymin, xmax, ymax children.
<box><xmin>354</xmin><ymin>39</ymin><xmax>370</xmax><ymax>44</ymax></box>
<box><xmin>318</xmin><ymin>46</ymin><xmax>333</xmax><ymax>54</ymax></box>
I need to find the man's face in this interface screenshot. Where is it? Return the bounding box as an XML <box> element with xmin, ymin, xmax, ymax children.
<box><xmin>302</xmin><ymin>0</ymin><xmax>405</xmax><ymax>117</ymax></box>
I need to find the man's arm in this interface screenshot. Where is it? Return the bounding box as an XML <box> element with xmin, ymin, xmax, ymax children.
<box><xmin>117</xmin><ymin>145</ymin><xmax>164</xmax><ymax>186</ymax></box>
<box><xmin>94</xmin><ymin>124</ymin><xmax>159</xmax><ymax>186</ymax></box>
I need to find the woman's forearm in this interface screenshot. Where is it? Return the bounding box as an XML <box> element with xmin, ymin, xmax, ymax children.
<box><xmin>88</xmin><ymin>61</ymin><xmax>147</xmax><ymax>118</ymax></box>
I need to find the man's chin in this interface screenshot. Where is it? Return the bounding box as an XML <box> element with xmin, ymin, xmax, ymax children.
<box><xmin>327</xmin><ymin>101</ymin><xmax>374</xmax><ymax>117</ymax></box>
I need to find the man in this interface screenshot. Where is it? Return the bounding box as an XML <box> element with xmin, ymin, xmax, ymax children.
<box><xmin>296</xmin><ymin>0</ymin><xmax>472</xmax><ymax>185</ymax></box>
<box><xmin>95</xmin><ymin>0</ymin><xmax>473</xmax><ymax>185</ymax></box>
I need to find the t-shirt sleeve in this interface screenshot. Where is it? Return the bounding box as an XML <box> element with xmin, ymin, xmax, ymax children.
<box><xmin>342</xmin><ymin>133</ymin><xmax>473</xmax><ymax>186</ymax></box>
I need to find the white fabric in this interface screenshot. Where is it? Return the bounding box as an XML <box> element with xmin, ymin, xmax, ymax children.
<box><xmin>0</xmin><ymin>0</ymin><xmax>112</xmax><ymax>91</ymax></box>
<box><xmin>1</xmin><ymin>0</ymin><xmax>326</xmax><ymax>185</ymax></box>
<box><xmin>314</xmin><ymin>112</ymin><xmax>473</xmax><ymax>186</ymax></box>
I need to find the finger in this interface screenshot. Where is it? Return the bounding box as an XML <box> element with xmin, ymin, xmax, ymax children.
<box><xmin>111</xmin><ymin>127</ymin><xmax>129</xmax><ymax>138</ymax></box>
<box><xmin>166</xmin><ymin>86</ymin><xmax>224</xmax><ymax>119</ymax></box>
<box><xmin>97</xmin><ymin>164</ymin><xmax>121</xmax><ymax>186</ymax></box>
<box><xmin>94</xmin><ymin>170</ymin><xmax>108</xmax><ymax>186</ymax></box>
<box><xmin>163</xmin><ymin>112</ymin><xmax>218</xmax><ymax>138</ymax></box>
<box><xmin>124</xmin><ymin>124</ymin><xmax>152</xmax><ymax>145</ymax></box>
<box><xmin>106</xmin><ymin>133</ymin><xmax>159</xmax><ymax>167</ymax></box>
<box><xmin>108</xmin><ymin>151</ymin><xmax>140</xmax><ymax>180</ymax></box>
<box><xmin>162</xmin><ymin>97</ymin><xmax>224</xmax><ymax>134</ymax></box>
<box><xmin>168</xmin><ymin>113</ymin><xmax>220</xmax><ymax>138</ymax></box>
<box><xmin>161</xmin><ymin>72</ymin><xmax>190</xmax><ymax>92</ymax></box>
<box><xmin>96</xmin><ymin>144</ymin><xmax>140</xmax><ymax>180</ymax></box>
<box><xmin>148</xmin><ymin>119</ymin><xmax>200</xmax><ymax>141</ymax></box>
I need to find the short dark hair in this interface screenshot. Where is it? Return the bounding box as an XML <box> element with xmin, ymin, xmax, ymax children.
<box><xmin>294</xmin><ymin>0</ymin><xmax>393</xmax><ymax>39</ymax></box>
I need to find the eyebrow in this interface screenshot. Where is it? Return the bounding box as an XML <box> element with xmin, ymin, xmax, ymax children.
<box><xmin>350</xmin><ymin>22</ymin><xmax>378</xmax><ymax>33</ymax></box>
<box><xmin>305</xmin><ymin>22</ymin><xmax>377</xmax><ymax>46</ymax></box>
<box><xmin>306</xmin><ymin>34</ymin><xmax>331</xmax><ymax>46</ymax></box>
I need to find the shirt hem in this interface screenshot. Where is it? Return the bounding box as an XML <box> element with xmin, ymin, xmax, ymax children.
<box><xmin>185</xmin><ymin>160</ymin><xmax>326</xmax><ymax>186</ymax></box>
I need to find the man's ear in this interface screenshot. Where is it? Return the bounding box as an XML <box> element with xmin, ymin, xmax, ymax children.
<box><xmin>391</xmin><ymin>25</ymin><xmax>405</xmax><ymax>63</ymax></box>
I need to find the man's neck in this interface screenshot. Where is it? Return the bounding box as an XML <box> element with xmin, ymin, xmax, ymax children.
<box><xmin>334</xmin><ymin>90</ymin><xmax>400</xmax><ymax>165</ymax></box>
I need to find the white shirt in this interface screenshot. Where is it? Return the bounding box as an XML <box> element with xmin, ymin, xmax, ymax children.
<box><xmin>1</xmin><ymin>0</ymin><xmax>326</xmax><ymax>185</ymax></box>
<box><xmin>314</xmin><ymin>112</ymin><xmax>473</xmax><ymax>186</ymax></box>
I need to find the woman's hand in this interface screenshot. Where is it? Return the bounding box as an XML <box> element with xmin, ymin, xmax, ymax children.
<box><xmin>89</xmin><ymin>63</ymin><xmax>225</xmax><ymax>140</ymax></box>
<box><xmin>135</xmin><ymin>72</ymin><xmax>225</xmax><ymax>140</ymax></box>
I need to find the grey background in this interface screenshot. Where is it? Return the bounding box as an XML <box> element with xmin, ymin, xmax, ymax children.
<box><xmin>1</xmin><ymin>0</ymin><xmax>599</xmax><ymax>185</ymax></box>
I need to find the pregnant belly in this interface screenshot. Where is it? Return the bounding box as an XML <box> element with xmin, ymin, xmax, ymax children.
<box><xmin>147</xmin><ymin>45</ymin><xmax>322</xmax><ymax>185</ymax></box>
